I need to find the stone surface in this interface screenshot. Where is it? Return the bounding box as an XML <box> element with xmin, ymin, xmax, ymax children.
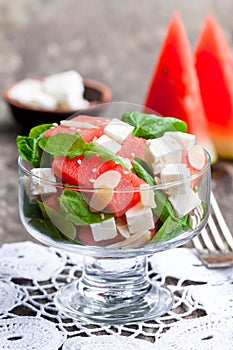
<box><xmin>0</xmin><ymin>0</ymin><xmax>233</xmax><ymax>244</ymax></box>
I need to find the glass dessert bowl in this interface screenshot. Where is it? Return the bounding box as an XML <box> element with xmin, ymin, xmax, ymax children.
<box><xmin>17</xmin><ymin>102</ymin><xmax>211</xmax><ymax>324</ymax></box>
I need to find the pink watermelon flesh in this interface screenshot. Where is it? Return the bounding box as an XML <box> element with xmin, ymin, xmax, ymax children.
<box><xmin>143</xmin><ymin>12</ymin><xmax>216</xmax><ymax>160</ymax></box>
<box><xmin>117</xmin><ymin>135</ymin><xmax>146</xmax><ymax>160</ymax></box>
<box><xmin>44</xmin><ymin>115</ymin><xmax>110</xmax><ymax>142</ymax></box>
<box><xmin>194</xmin><ymin>15</ymin><xmax>233</xmax><ymax>127</ymax></box>
<box><xmin>97</xmin><ymin>161</ymin><xmax>145</xmax><ymax>216</ymax></box>
<box><xmin>44</xmin><ymin>125</ymin><xmax>76</xmax><ymax>137</ymax></box>
<box><xmin>52</xmin><ymin>156</ymin><xmax>145</xmax><ymax>217</ymax></box>
<box><xmin>71</xmin><ymin>115</ymin><xmax>111</xmax><ymax>127</ymax></box>
<box><xmin>52</xmin><ymin>155</ymin><xmax>102</xmax><ymax>187</ymax></box>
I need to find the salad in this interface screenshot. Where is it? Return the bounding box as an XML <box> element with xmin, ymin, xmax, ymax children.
<box><xmin>17</xmin><ymin>112</ymin><xmax>207</xmax><ymax>248</ymax></box>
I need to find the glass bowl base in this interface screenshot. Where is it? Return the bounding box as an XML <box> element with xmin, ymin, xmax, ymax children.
<box><xmin>54</xmin><ymin>279</ymin><xmax>174</xmax><ymax>324</ymax></box>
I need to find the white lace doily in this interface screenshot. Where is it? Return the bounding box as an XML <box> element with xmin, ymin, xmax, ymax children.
<box><xmin>0</xmin><ymin>241</ymin><xmax>232</xmax><ymax>348</ymax></box>
<box><xmin>157</xmin><ymin>315</ymin><xmax>233</xmax><ymax>350</ymax></box>
<box><xmin>187</xmin><ymin>283</ymin><xmax>233</xmax><ymax>316</ymax></box>
<box><xmin>0</xmin><ymin>316</ymin><xmax>66</xmax><ymax>350</ymax></box>
<box><xmin>150</xmin><ymin>247</ymin><xmax>233</xmax><ymax>284</ymax></box>
<box><xmin>0</xmin><ymin>241</ymin><xmax>67</xmax><ymax>281</ymax></box>
<box><xmin>62</xmin><ymin>335</ymin><xmax>154</xmax><ymax>349</ymax></box>
<box><xmin>0</xmin><ymin>280</ymin><xmax>25</xmax><ymax>314</ymax></box>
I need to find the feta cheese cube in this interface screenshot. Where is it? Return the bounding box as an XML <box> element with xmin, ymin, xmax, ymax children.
<box><xmin>145</xmin><ymin>134</ymin><xmax>182</xmax><ymax>175</ymax></box>
<box><xmin>169</xmin><ymin>189</ymin><xmax>201</xmax><ymax>218</ymax></box>
<box><xmin>22</xmin><ymin>176</ymin><xmax>37</xmax><ymax>202</ymax></box>
<box><xmin>164</xmin><ymin>131</ymin><xmax>196</xmax><ymax>150</ymax></box>
<box><xmin>104</xmin><ymin>118</ymin><xmax>134</xmax><ymax>144</ymax></box>
<box><xmin>125</xmin><ymin>203</ymin><xmax>155</xmax><ymax>234</ymax></box>
<box><xmin>90</xmin><ymin>218</ymin><xmax>117</xmax><ymax>242</ymax></box>
<box><xmin>140</xmin><ymin>183</ymin><xmax>156</xmax><ymax>208</ymax></box>
<box><xmin>94</xmin><ymin>134</ymin><xmax>122</xmax><ymax>154</ymax></box>
<box><xmin>160</xmin><ymin>163</ymin><xmax>191</xmax><ymax>196</ymax></box>
<box><xmin>30</xmin><ymin>168</ymin><xmax>57</xmax><ymax>196</ymax></box>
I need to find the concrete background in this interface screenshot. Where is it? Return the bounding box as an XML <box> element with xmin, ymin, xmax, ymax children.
<box><xmin>1</xmin><ymin>0</ymin><xmax>233</xmax><ymax>244</ymax></box>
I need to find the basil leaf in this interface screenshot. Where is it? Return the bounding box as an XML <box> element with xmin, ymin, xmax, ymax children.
<box><xmin>150</xmin><ymin>214</ymin><xmax>188</xmax><ymax>243</ymax></box>
<box><xmin>38</xmin><ymin>201</ymin><xmax>76</xmax><ymax>240</ymax></box>
<box><xmin>16</xmin><ymin>124</ymin><xmax>53</xmax><ymax>167</ymax></box>
<box><xmin>23</xmin><ymin>193</ymin><xmax>44</xmax><ymax>219</ymax></box>
<box><xmin>132</xmin><ymin>157</ymin><xmax>155</xmax><ymax>185</ymax></box>
<box><xmin>122</xmin><ymin>112</ymin><xmax>187</xmax><ymax>139</ymax></box>
<box><xmin>153</xmin><ymin>190</ymin><xmax>174</xmax><ymax>223</ymax></box>
<box><xmin>38</xmin><ymin>133</ymin><xmax>129</xmax><ymax>169</ymax></box>
<box><xmin>29</xmin><ymin>124</ymin><xmax>53</xmax><ymax>139</ymax></box>
<box><xmin>132</xmin><ymin>157</ymin><xmax>177</xmax><ymax>225</ymax></box>
<box><xmin>38</xmin><ymin>133</ymin><xmax>89</xmax><ymax>158</ymax></box>
<box><xmin>59</xmin><ymin>189</ymin><xmax>113</xmax><ymax>225</ymax></box>
<box><xmin>84</xmin><ymin>143</ymin><xmax>128</xmax><ymax>169</ymax></box>
<box><xmin>29</xmin><ymin>218</ymin><xmax>63</xmax><ymax>240</ymax></box>
<box><xmin>16</xmin><ymin>136</ymin><xmax>40</xmax><ymax>167</ymax></box>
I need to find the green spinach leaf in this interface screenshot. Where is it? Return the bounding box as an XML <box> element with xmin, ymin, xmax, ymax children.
<box><xmin>131</xmin><ymin>157</ymin><xmax>176</xmax><ymax>225</ymax></box>
<box><xmin>38</xmin><ymin>133</ymin><xmax>89</xmax><ymax>158</ymax></box>
<box><xmin>29</xmin><ymin>218</ymin><xmax>63</xmax><ymax>240</ymax></box>
<box><xmin>122</xmin><ymin>112</ymin><xmax>187</xmax><ymax>139</ymax></box>
<box><xmin>84</xmin><ymin>143</ymin><xmax>129</xmax><ymax>168</ymax></box>
<box><xmin>23</xmin><ymin>193</ymin><xmax>44</xmax><ymax>219</ymax></box>
<box><xmin>39</xmin><ymin>132</ymin><xmax>129</xmax><ymax>168</ymax></box>
<box><xmin>16</xmin><ymin>124</ymin><xmax>53</xmax><ymax>167</ymax></box>
<box><xmin>153</xmin><ymin>190</ymin><xmax>175</xmax><ymax>223</ymax></box>
<box><xmin>150</xmin><ymin>214</ymin><xmax>188</xmax><ymax>243</ymax></box>
<box><xmin>38</xmin><ymin>201</ymin><xmax>76</xmax><ymax>240</ymax></box>
<box><xmin>132</xmin><ymin>157</ymin><xmax>155</xmax><ymax>186</ymax></box>
<box><xmin>59</xmin><ymin>189</ymin><xmax>113</xmax><ymax>225</ymax></box>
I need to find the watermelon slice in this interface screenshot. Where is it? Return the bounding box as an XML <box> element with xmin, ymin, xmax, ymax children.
<box><xmin>143</xmin><ymin>12</ymin><xmax>217</xmax><ymax>162</ymax></box>
<box><xmin>44</xmin><ymin>115</ymin><xmax>110</xmax><ymax>142</ymax></box>
<box><xmin>52</xmin><ymin>155</ymin><xmax>145</xmax><ymax>217</ymax></box>
<box><xmin>97</xmin><ymin>161</ymin><xmax>145</xmax><ymax>216</ymax></box>
<box><xmin>44</xmin><ymin>125</ymin><xmax>77</xmax><ymax>137</ymax></box>
<box><xmin>194</xmin><ymin>15</ymin><xmax>233</xmax><ymax>159</ymax></box>
<box><xmin>52</xmin><ymin>155</ymin><xmax>103</xmax><ymax>187</ymax></box>
<box><xmin>117</xmin><ymin>135</ymin><xmax>146</xmax><ymax>160</ymax></box>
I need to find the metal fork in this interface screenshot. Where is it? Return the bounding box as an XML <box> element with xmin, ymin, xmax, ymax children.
<box><xmin>192</xmin><ymin>192</ymin><xmax>233</xmax><ymax>268</ymax></box>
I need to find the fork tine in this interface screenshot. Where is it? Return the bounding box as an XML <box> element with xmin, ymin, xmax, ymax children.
<box><xmin>192</xmin><ymin>192</ymin><xmax>233</xmax><ymax>268</ymax></box>
<box><xmin>192</xmin><ymin>227</ymin><xmax>216</xmax><ymax>253</ymax></box>
<box><xmin>208</xmin><ymin>215</ymin><xmax>229</xmax><ymax>252</ymax></box>
<box><xmin>199</xmin><ymin>226</ymin><xmax>216</xmax><ymax>252</ymax></box>
<box><xmin>192</xmin><ymin>235</ymin><xmax>205</xmax><ymax>252</ymax></box>
<box><xmin>210</xmin><ymin>192</ymin><xmax>233</xmax><ymax>250</ymax></box>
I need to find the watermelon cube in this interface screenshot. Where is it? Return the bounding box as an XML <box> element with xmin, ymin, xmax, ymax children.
<box><xmin>97</xmin><ymin>161</ymin><xmax>146</xmax><ymax>216</ymax></box>
<box><xmin>52</xmin><ymin>154</ymin><xmax>146</xmax><ymax>216</ymax></box>
<box><xmin>52</xmin><ymin>155</ymin><xmax>105</xmax><ymax>187</ymax></box>
<box><xmin>44</xmin><ymin>115</ymin><xmax>111</xmax><ymax>142</ymax></box>
<box><xmin>117</xmin><ymin>135</ymin><xmax>146</xmax><ymax>160</ymax></box>
<box><xmin>44</xmin><ymin>125</ymin><xmax>77</xmax><ymax>137</ymax></box>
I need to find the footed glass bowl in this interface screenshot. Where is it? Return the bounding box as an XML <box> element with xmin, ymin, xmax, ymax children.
<box><xmin>18</xmin><ymin>102</ymin><xmax>211</xmax><ymax>324</ymax></box>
